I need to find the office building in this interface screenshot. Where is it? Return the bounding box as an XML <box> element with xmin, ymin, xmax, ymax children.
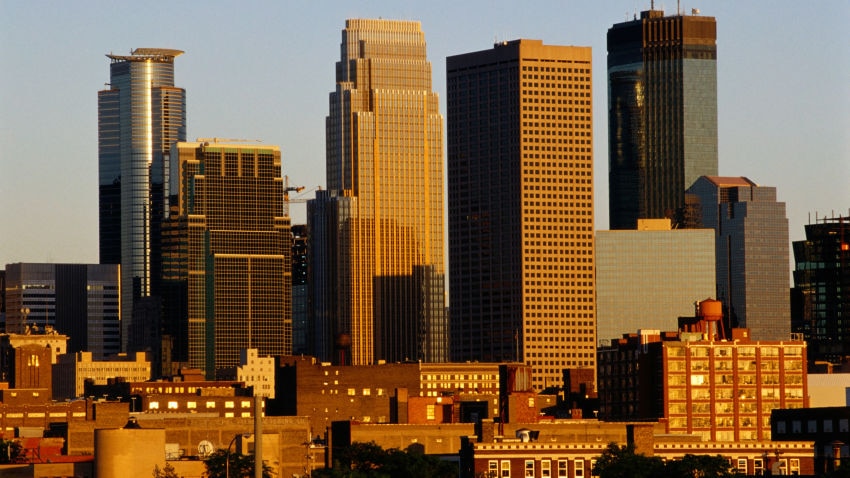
<box><xmin>597</xmin><ymin>299</ymin><xmax>807</xmax><ymax>442</ymax></box>
<box><xmin>3</xmin><ymin>263</ymin><xmax>120</xmax><ymax>359</ymax></box>
<box><xmin>607</xmin><ymin>10</ymin><xmax>717</xmax><ymax>229</ymax></box>
<box><xmin>165</xmin><ymin>141</ymin><xmax>291</xmax><ymax>377</ymax></box>
<box><xmin>291</xmin><ymin>224</ymin><xmax>309</xmax><ymax>355</ymax></box>
<box><xmin>447</xmin><ymin>39</ymin><xmax>595</xmax><ymax>391</ymax></box>
<box><xmin>317</xmin><ymin>19</ymin><xmax>446</xmax><ymax>365</ymax></box>
<box><xmin>98</xmin><ymin>48</ymin><xmax>186</xmax><ymax>351</ymax></box>
<box><xmin>792</xmin><ymin>215</ymin><xmax>850</xmax><ymax>365</ymax></box>
<box><xmin>53</xmin><ymin>351</ymin><xmax>151</xmax><ymax>399</ymax></box>
<box><xmin>688</xmin><ymin>176</ymin><xmax>791</xmax><ymax>341</ymax></box>
<box><xmin>596</xmin><ymin>219</ymin><xmax>715</xmax><ymax>344</ymax></box>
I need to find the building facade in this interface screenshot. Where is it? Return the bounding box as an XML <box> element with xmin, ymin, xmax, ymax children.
<box><xmin>291</xmin><ymin>224</ymin><xmax>309</xmax><ymax>355</ymax></box>
<box><xmin>447</xmin><ymin>39</ymin><xmax>595</xmax><ymax>391</ymax></box>
<box><xmin>318</xmin><ymin>19</ymin><xmax>447</xmax><ymax>365</ymax></box>
<box><xmin>607</xmin><ymin>10</ymin><xmax>718</xmax><ymax>230</ymax></box>
<box><xmin>792</xmin><ymin>215</ymin><xmax>850</xmax><ymax>365</ymax></box>
<box><xmin>688</xmin><ymin>176</ymin><xmax>791</xmax><ymax>341</ymax></box>
<box><xmin>98</xmin><ymin>48</ymin><xmax>186</xmax><ymax>351</ymax></box>
<box><xmin>3</xmin><ymin>263</ymin><xmax>120</xmax><ymax>359</ymax></box>
<box><xmin>165</xmin><ymin>141</ymin><xmax>291</xmax><ymax>377</ymax></box>
<box><xmin>597</xmin><ymin>300</ymin><xmax>808</xmax><ymax>442</ymax></box>
<box><xmin>596</xmin><ymin>220</ymin><xmax>715</xmax><ymax>345</ymax></box>
<box><xmin>53</xmin><ymin>351</ymin><xmax>151</xmax><ymax>399</ymax></box>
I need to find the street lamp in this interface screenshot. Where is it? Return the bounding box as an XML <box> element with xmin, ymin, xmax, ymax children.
<box><xmin>226</xmin><ymin>433</ymin><xmax>251</xmax><ymax>478</ymax></box>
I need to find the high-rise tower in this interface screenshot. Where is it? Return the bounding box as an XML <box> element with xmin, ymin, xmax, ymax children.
<box><xmin>792</xmin><ymin>215</ymin><xmax>850</xmax><ymax>365</ymax></box>
<box><xmin>688</xmin><ymin>176</ymin><xmax>791</xmax><ymax>341</ymax></box>
<box><xmin>165</xmin><ymin>141</ymin><xmax>291</xmax><ymax>377</ymax></box>
<box><xmin>607</xmin><ymin>10</ymin><xmax>717</xmax><ymax>229</ymax></box>
<box><xmin>98</xmin><ymin>48</ymin><xmax>186</xmax><ymax>350</ymax></box>
<box><xmin>317</xmin><ymin>19</ymin><xmax>446</xmax><ymax>365</ymax></box>
<box><xmin>447</xmin><ymin>39</ymin><xmax>596</xmax><ymax>391</ymax></box>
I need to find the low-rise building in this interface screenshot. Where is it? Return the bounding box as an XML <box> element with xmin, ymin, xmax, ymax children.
<box><xmin>53</xmin><ymin>351</ymin><xmax>151</xmax><ymax>399</ymax></box>
<box><xmin>597</xmin><ymin>299</ymin><xmax>808</xmax><ymax>441</ymax></box>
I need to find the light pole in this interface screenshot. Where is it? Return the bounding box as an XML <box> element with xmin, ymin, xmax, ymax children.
<box><xmin>226</xmin><ymin>433</ymin><xmax>251</xmax><ymax>478</ymax></box>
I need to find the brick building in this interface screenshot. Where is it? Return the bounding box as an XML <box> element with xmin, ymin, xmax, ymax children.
<box><xmin>597</xmin><ymin>299</ymin><xmax>807</xmax><ymax>441</ymax></box>
<box><xmin>269</xmin><ymin>355</ymin><xmax>504</xmax><ymax>433</ymax></box>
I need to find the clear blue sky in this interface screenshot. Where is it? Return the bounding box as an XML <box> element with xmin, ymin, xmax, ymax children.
<box><xmin>1</xmin><ymin>1</ymin><xmax>848</xmax><ymax>268</ymax></box>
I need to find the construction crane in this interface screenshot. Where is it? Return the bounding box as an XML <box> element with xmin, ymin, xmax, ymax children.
<box><xmin>283</xmin><ymin>175</ymin><xmax>306</xmax><ymax>218</ymax></box>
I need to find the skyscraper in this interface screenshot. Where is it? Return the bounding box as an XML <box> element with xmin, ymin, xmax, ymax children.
<box><xmin>447</xmin><ymin>39</ymin><xmax>595</xmax><ymax>391</ymax></box>
<box><xmin>317</xmin><ymin>19</ymin><xmax>446</xmax><ymax>365</ymax></box>
<box><xmin>4</xmin><ymin>263</ymin><xmax>120</xmax><ymax>360</ymax></box>
<box><xmin>687</xmin><ymin>176</ymin><xmax>791</xmax><ymax>341</ymax></box>
<box><xmin>607</xmin><ymin>10</ymin><xmax>717</xmax><ymax>229</ymax></box>
<box><xmin>166</xmin><ymin>141</ymin><xmax>291</xmax><ymax>377</ymax></box>
<box><xmin>596</xmin><ymin>219</ymin><xmax>716</xmax><ymax>345</ymax></box>
<box><xmin>98</xmin><ymin>48</ymin><xmax>186</xmax><ymax>350</ymax></box>
<box><xmin>792</xmin><ymin>215</ymin><xmax>850</xmax><ymax>365</ymax></box>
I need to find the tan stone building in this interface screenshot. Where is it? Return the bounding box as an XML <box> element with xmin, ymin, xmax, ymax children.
<box><xmin>53</xmin><ymin>351</ymin><xmax>151</xmax><ymax>399</ymax></box>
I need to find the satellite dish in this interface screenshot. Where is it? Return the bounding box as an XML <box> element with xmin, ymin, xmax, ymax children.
<box><xmin>198</xmin><ymin>440</ymin><xmax>215</xmax><ymax>458</ymax></box>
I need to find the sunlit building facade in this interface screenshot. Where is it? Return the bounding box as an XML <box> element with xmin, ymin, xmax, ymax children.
<box><xmin>319</xmin><ymin>19</ymin><xmax>446</xmax><ymax>365</ymax></box>
<box><xmin>607</xmin><ymin>10</ymin><xmax>717</xmax><ymax>229</ymax></box>
<box><xmin>596</xmin><ymin>219</ymin><xmax>715</xmax><ymax>345</ymax></box>
<box><xmin>447</xmin><ymin>39</ymin><xmax>595</xmax><ymax>391</ymax></box>
<box><xmin>167</xmin><ymin>141</ymin><xmax>291</xmax><ymax>377</ymax></box>
<box><xmin>98</xmin><ymin>48</ymin><xmax>186</xmax><ymax>350</ymax></box>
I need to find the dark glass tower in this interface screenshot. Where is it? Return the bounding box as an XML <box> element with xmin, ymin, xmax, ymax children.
<box><xmin>447</xmin><ymin>40</ymin><xmax>596</xmax><ymax>391</ymax></box>
<box><xmin>792</xmin><ymin>215</ymin><xmax>850</xmax><ymax>365</ymax></box>
<box><xmin>607</xmin><ymin>10</ymin><xmax>717</xmax><ymax>229</ymax></box>
<box><xmin>688</xmin><ymin>176</ymin><xmax>791</xmax><ymax>341</ymax></box>
<box><xmin>98</xmin><ymin>48</ymin><xmax>186</xmax><ymax>350</ymax></box>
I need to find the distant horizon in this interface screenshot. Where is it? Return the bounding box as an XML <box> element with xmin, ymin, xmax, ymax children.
<box><xmin>1</xmin><ymin>1</ymin><xmax>848</xmax><ymax>268</ymax></box>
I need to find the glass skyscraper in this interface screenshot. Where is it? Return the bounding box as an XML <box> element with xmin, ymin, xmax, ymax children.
<box><xmin>317</xmin><ymin>19</ymin><xmax>446</xmax><ymax>365</ymax></box>
<box><xmin>607</xmin><ymin>10</ymin><xmax>717</xmax><ymax>229</ymax></box>
<box><xmin>98</xmin><ymin>48</ymin><xmax>186</xmax><ymax>351</ymax></box>
<box><xmin>688</xmin><ymin>176</ymin><xmax>791</xmax><ymax>341</ymax></box>
<box><xmin>447</xmin><ymin>39</ymin><xmax>596</xmax><ymax>391</ymax></box>
<box><xmin>166</xmin><ymin>141</ymin><xmax>291</xmax><ymax>377</ymax></box>
<box><xmin>792</xmin><ymin>215</ymin><xmax>850</xmax><ymax>365</ymax></box>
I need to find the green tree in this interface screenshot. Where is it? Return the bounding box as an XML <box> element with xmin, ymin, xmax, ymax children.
<box><xmin>665</xmin><ymin>454</ymin><xmax>738</xmax><ymax>478</ymax></box>
<box><xmin>593</xmin><ymin>443</ymin><xmax>665</xmax><ymax>478</ymax></box>
<box><xmin>152</xmin><ymin>463</ymin><xmax>180</xmax><ymax>478</ymax></box>
<box><xmin>313</xmin><ymin>441</ymin><xmax>455</xmax><ymax>478</ymax></box>
<box><xmin>0</xmin><ymin>439</ymin><xmax>24</xmax><ymax>464</ymax></box>
<box><xmin>203</xmin><ymin>448</ymin><xmax>274</xmax><ymax>478</ymax></box>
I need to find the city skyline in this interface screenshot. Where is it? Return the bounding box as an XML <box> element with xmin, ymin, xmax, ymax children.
<box><xmin>1</xmin><ymin>1</ymin><xmax>849</xmax><ymax>270</ymax></box>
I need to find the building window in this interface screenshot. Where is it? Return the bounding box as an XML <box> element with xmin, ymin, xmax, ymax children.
<box><xmin>501</xmin><ymin>460</ymin><xmax>511</xmax><ymax>477</ymax></box>
<box><xmin>542</xmin><ymin>460</ymin><xmax>551</xmax><ymax>478</ymax></box>
<box><xmin>824</xmin><ymin>419</ymin><xmax>833</xmax><ymax>433</ymax></box>
<box><xmin>489</xmin><ymin>461</ymin><xmax>498</xmax><ymax>475</ymax></box>
<box><xmin>575</xmin><ymin>459</ymin><xmax>585</xmax><ymax>478</ymax></box>
<box><xmin>187</xmin><ymin>402</ymin><xmax>196</xmax><ymax>409</ymax></box>
<box><xmin>149</xmin><ymin>401</ymin><xmax>159</xmax><ymax>410</ymax></box>
<box><xmin>737</xmin><ymin>458</ymin><xmax>748</xmax><ymax>474</ymax></box>
<box><xmin>167</xmin><ymin>401</ymin><xmax>178</xmax><ymax>410</ymax></box>
<box><xmin>241</xmin><ymin>401</ymin><xmax>251</xmax><ymax>408</ymax></box>
<box><xmin>426</xmin><ymin>405</ymin><xmax>436</xmax><ymax>421</ymax></box>
<box><xmin>807</xmin><ymin>420</ymin><xmax>817</xmax><ymax>433</ymax></box>
<box><xmin>841</xmin><ymin>419</ymin><xmax>850</xmax><ymax>432</ymax></box>
<box><xmin>789</xmin><ymin>458</ymin><xmax>800</xmax><ymax>475</ymax></box>
<box><xmin>206</xmin><ymin>401</ymin><xmax>216</xmax><ymax>409</ymax></box>
<box><xmin>754</xmin><ymin>458</ymin><xmax>764</xmax><ymax>475</ymax></box>
<box><xmin>225</xmin><ymin>401</ymin><xmax>235</xmax><ymax>409</ymax></box>
<box><xmin>525</xmin><ymin>460</ymin><xmax>535</xmax><ymax>478</ymax></box>
<box><xmin>348</xmin><ymin>388</ymin><xmax>356</xmax><ymax>396</ymax></box>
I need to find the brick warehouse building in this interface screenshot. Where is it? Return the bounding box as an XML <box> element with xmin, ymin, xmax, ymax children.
<box><xmin>597</xmin><ymin>299</ymin><xmax>807</xmax><ymax>441</ymax></box>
